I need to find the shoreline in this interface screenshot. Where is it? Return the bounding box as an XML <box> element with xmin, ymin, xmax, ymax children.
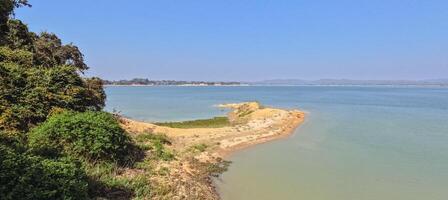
<box><xmin>104</xmin><ymin>84</ymin><xmax>249</xmax><ymax>87</ymax></box>
<box><xmin>218</xmin><ymin>113</ymin><xmax>304</xmax><ymax>159</ymax></box>
<box><xmin>214</xmin><ymin>103</ymin><xmax>305</xmax><ymax>158</ymax></box>
<box><xmin>120</xmin><ymin>102</ymin><xmax>305</xmax><ymax>199</ymax></box>
<box><xmin>104</xmin><ymin>84</ymin><xmax>448</xmax><ymax>88</ymax></box>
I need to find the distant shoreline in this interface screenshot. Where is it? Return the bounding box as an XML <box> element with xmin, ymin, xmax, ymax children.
<box><xmin>104</xmin><ymin>84</ymin><xmax>448</xmax><ymax>88</ymax></box>
<box><xmin>104</xmin><ymin>84</ymin><xmax>249</xmax><ymax>87</ymax></box>
<box><xmin>102</xmin><ymin>78</ymin><xmax>448</xmax><ymax>87</ymax></box>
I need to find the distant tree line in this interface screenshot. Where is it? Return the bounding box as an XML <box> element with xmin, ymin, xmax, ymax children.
<box><xmin>103</xmin><ymin>78</ymin><xmax>241</xmax><ymax>86</ymax></box>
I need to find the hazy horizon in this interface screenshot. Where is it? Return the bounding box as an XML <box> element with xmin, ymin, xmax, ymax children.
<box><xmin>102</xmin><ymin>77</ymin><xmax>448</xmax><ymax>82</ymax></box>
<box><xmin>16</xmin><ymin>0</ymin><xmax>448</xmax><ymax>81</ymax></box>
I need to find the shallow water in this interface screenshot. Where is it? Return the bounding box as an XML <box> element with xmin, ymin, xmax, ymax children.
<box><xmin>105</xmin><ymin>86</ymin><xmax>448</xmax><ymax>200</ymax></box>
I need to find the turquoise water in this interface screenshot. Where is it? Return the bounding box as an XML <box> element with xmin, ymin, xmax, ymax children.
<box><xmin>105</xmin><ymin>86</ymin><xmax>448</xmax><ymax>200</ymax></box>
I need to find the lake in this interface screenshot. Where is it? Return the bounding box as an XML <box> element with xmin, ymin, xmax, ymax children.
<box><xmin>105</xmin><ymin>86</ymin><xmax>448</xmax><ymax>200</ymax></box>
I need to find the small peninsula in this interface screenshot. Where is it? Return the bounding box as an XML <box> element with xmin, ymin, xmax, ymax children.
<box><xmin>119</xmin><ymin>102</ymin><xmax>305</xmax><ymax>199</ymax></box>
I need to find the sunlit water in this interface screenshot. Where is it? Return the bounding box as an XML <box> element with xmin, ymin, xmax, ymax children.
<box><xmin>105</xmin><ymin>86</ymin><xmax>448</xmax><ymax>200</ymax></box>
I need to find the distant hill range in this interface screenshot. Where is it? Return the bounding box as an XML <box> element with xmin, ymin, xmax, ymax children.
<box><xmin>248</xmin><ymin>79</ymin><xmax>448</xmax><ymax>86</ymax></box>
<box><xmin>103</xmin><ymin>78</ymin><xmax>241</xmax><ymax>86</ymax></box>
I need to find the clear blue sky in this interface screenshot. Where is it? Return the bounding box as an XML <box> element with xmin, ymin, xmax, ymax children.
<box><xmin>16</xmin><ymin>0</ymin><xmax>448</xmax><ymax>81</ymax></box>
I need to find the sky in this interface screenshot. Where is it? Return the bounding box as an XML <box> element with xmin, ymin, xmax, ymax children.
<box><xmin>15</xmin><ymin>0</ymin><xmax>448</xmax><ymax>81</ymax></box>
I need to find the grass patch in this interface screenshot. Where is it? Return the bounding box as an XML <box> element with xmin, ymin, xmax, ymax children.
<box><xmin>190</xmin><ymin>143</ymin><xmax>208</xmax><ymax>152</ymax></box>
<box><xmin>135</xmin><ymin>133</ymin><xmax>171</xmax><ymax>145</ymax></box>
<box><xmin>84</xmin><ymin>161</ymin><xmax>151</xmax><ymax>199</ymax></box>
<box><xmin>134</xmin><ymin>133</ymin><xmax>174</xmax><ymax>161</ymax></box>
<box><xmin>155</xmin><ymin>117</ymin><xmax>230</xmax><ymax>128</ymax></box>
<box><xmin>151</xmin><ymin>140</ymin><xmax>175</xmax><ymax>161</ymax></box>
<box><xmin>85</xmin><ymin>132</ymin><xmax>176</xmax><ymax>199</ymax></box>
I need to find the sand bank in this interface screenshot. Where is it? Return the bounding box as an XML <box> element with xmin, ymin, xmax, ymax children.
<box><xmin>121</xmin><ymin>101</ymin><xmax>304</xmax><ymax>158</ymax></box>
<box><xmin>119</xmin><ymin>102</ymin><xmax>304</xmax><ymax>199</ymax></box>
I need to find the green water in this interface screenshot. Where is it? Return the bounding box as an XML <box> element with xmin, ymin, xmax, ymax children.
<box><xmin>105</xmin><ymin>86</ymin><xmax>448</xmax><ymax>200</ymax></box>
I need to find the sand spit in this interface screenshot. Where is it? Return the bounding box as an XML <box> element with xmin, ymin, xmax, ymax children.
<box><xmin>119</xmin><ymin>102</ymin><xmax>304</xmax><ymax>199</ymax></box>
<box><xmin>122</xmin><ymin>101</ymin><xmax>304</xmax><ymax>158</ymax></box>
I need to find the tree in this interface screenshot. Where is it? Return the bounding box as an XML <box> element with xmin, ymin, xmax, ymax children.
<box><xmin>0</xmin><ymin>1</ymin><xmax>104</xmax><ymax>131</ymax></box>
<box><xmin>0</xmin><ymin>56</ymin><xmax>106</xmax><ymax>131</ymax></box>
<box><xmin>33</xmin><ymin>32</ymin><xmax>88</xmax><ymax>71</ymax></box>
<box><xmin>5</xmin><ymin>19</ymin><xmax>35</xmax><ymax>51</ymax></box>
<box><xmin>1</xmin><ymin>2</ymin><xmax>88</xmax><ymax>72</ymax></box>
<box><xmin>0</xmin><ymin>0</ymin><xmax>31</xmax><ymax>45</ymax></box>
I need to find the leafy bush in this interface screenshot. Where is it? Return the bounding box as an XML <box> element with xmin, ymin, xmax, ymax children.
<box><xmin>0</xmin><ymin>143</ymin><xmax>89</xmax><ymax>200</ymax></box>
<box><xmin>28</xmin><ymin>111</ymin><xmax>135</xmax><ymax>163</ymax></box>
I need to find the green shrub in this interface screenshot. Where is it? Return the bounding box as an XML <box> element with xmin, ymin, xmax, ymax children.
<box><xmin>0</xmin><ymin>144</ymin><xmax>89</xmax><ymax>200</ymax></box>
<box><xmin>28</xmin><ymin>111</ymin><xmax>135</xmax><ymax>164</ymax></box>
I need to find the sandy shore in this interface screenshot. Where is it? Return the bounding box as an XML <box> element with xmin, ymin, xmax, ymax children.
<box><xmin>121</xmin><ymin>102</ymin><xmax>304</xmax><ymax>159</ymax></box>
<box><xmin>119</xmin><ymin>102</ymin><xmax>305</xmax><ymax>199</ymax></box>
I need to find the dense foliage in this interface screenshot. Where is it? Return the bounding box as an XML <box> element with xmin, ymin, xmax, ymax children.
<box><xmin>0</xmin><ymin>139</ymin><xmax>89</xmax><ymax>200</ymax></box>
<box><xmin>0</xmin><ymin>58</ymin><xmax>106</xmax><ymax>131</ymax></box>
<box><xmin>0</xmin><ymin>0</ymin><xmax>30</xmax><ymax>45</ymax></box>
<box><xmin>0</xmin><ymin>1</ymin><xmax>105</xmax><ymax>132</ymax></box>
<box><xmin>0</xmin><ymin>1</ymin><xmax>118</xmax><ymax>199</ymax></box>
<box><xmin>29</xmin><ymin>111</ymin><xmax>134</xmax><ymax>163</ymax></box>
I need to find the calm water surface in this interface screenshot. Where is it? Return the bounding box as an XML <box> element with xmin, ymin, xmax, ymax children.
<box><xmin>105</xmin><ymin>86</ymin><xmax>448</xmax><ymax>200</ymax></box>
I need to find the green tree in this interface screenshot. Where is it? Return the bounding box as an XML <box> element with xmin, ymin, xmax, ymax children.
<box><xmin>0</xmin><ymin>56</ymin><xmax>106</xmax><ymax>131</ymax></box>
<box><xmin>5</xmin><ymin>19</ymin><xmax>36</xmax><ymax>51</ymax></box>
<box><xmin>0</xmin><ymin>0</ymin><xmax>30</xmax><ymax>45</ymax></box>
<box><xmin>33</xmin><ymin>32</ymin><xmax>88</xmax><ymax>71</ymax></box>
